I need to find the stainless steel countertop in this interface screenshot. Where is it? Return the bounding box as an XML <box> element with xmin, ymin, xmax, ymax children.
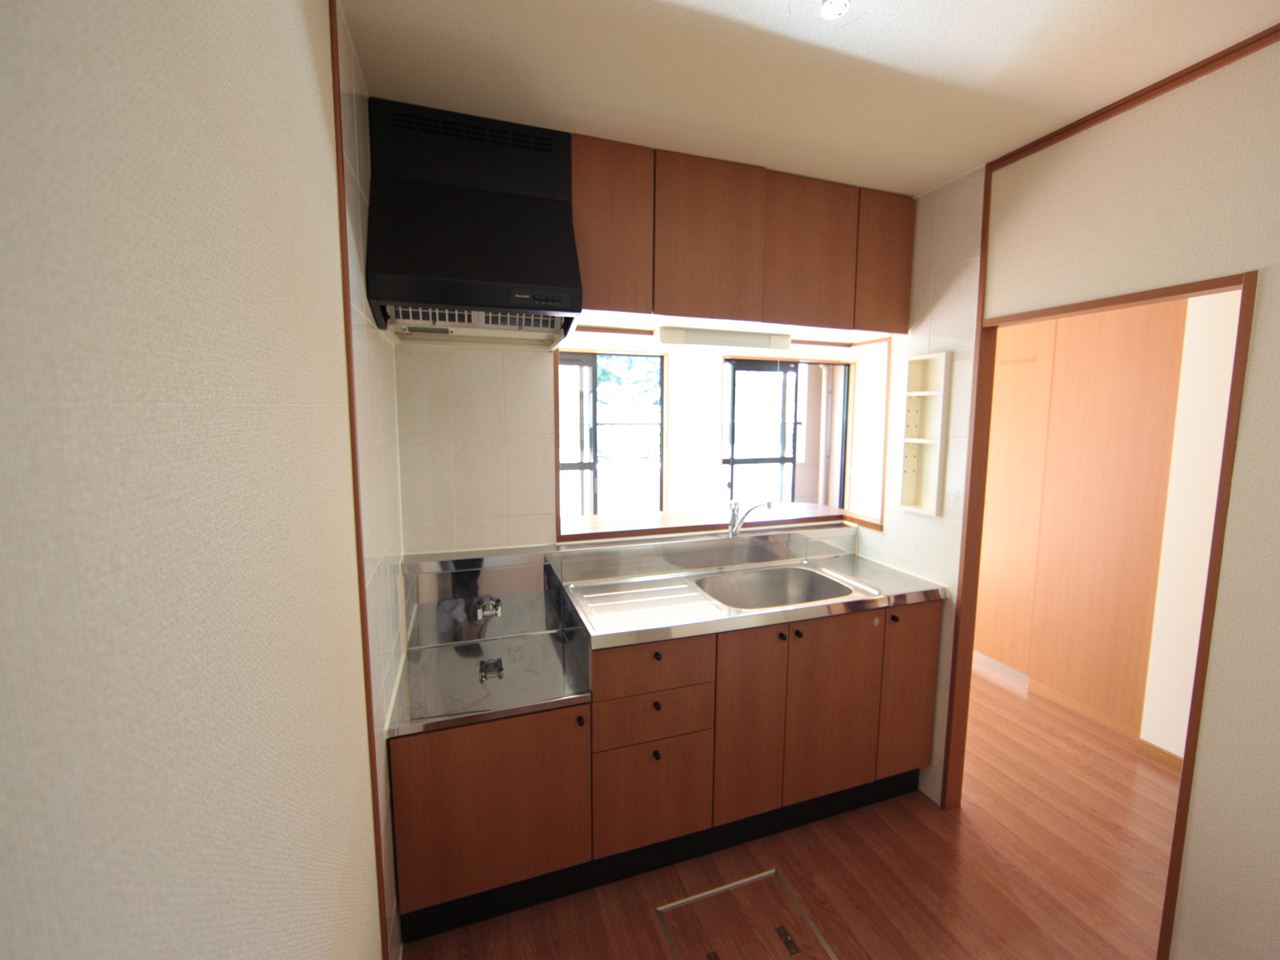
<box><xmin>565</xmin><ymin>553</ymin><xmax>946</xmax><ymax>650</ymax></box>
<box><xmin>387</xmin><ymin>527</ymin><xmax>945</xmax><ymax>738</ymax></box>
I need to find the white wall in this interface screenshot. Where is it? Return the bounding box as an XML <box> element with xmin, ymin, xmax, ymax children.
<box><xmin>985</xmin><ymin>41</ymin><xmax>1280</xmax><ymax>959</ymax></box>
<box><xmin>1142</xmin><ymin>290</ymin><xmax>1239</xmax><ymax>757</ymax></box>
<box><xmin>857</xmin><ymin>168</ymin><xmax>984</xmax><ymax>802</ymax></box>
<box><xmin>397</xmin><ymin>341</ymin><xmax>557</xmax><ymax>554</ymax></box>
<box><xmin>0</xmin><ymin>2</ymin><xmax>381</xmax><ymax>958</ymax></box>
<box><xmin>336</xmin><ymin>3</ymin><xmax>403</xmax><ymax>952</ymax></box>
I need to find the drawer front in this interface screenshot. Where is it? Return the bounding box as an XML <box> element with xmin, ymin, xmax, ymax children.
<box><xmin>593</xmin><ymin>682</ymin><xmax>715</xmax><ymax>752</ymax></box>
<box><xmin>592</xmin><ymin>729</ymin><xmax>713</xmax><ymax>858</ymax></box>
<box><xmin>592</xmin><ymin>634</ymin><xmax>716</xmax><ymax>701</ymax></box>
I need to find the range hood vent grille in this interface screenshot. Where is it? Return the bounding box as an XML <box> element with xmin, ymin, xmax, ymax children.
<box><xmin>387</xmin><ymin>306</ymin><xmax>569</xmax><ymax>342</ymax></box>
<box><xmin>388</xmin><ymin>110</ymin><xmax>554</xmax><ymax>153</ymax></box>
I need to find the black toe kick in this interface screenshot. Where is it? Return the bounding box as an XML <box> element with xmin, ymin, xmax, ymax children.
<box><xmin>400</xmin><ymin>770</ymin><xmax>919</xmax><ymax>943</ymax></box>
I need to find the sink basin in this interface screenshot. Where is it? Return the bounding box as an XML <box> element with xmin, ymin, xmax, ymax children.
<box><xmin>694</xmin><ymin>566</ymin><xmax>865</xmax><ymax>610</ymax></box>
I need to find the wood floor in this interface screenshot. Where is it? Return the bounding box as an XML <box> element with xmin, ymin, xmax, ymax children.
<box><xmin>404</xmin><ymin>662</ymin><xmax>1180</xmax><ymax>959</ymax></box>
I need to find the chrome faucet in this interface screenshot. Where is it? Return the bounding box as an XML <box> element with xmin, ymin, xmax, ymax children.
<box><xmin>728</xmin><ymin>500</ymin><xmax>772</xmax><ymax>537</ymax></box>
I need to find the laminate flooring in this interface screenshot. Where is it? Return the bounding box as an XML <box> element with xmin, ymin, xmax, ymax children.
<box><xmin>405</xmin><ymin>660</ymin><xmax>1180</xmax><ymax>959</ymax></box>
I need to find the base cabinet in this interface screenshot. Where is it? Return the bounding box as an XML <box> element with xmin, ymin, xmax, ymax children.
<box><xmin>713</xmin><ymin>625</ymin><xmax>789</xmax><ymax>825</ymax></box>
<box><xmin>592</xmin><ymin>729</ymin><xmax>714</xmax><ymax>858</ymax></box>
<box><xmin>877</xmin><ymin>600</ymin><xmax>943</xmax><ymax>778</ymax></box>
<box><xmin>392</xmin><ymin>603</ymin><xmax>942</xmax><ymax>920</ymax></box>
<box><xmin>715</xmin><ymin>605</ymin><xmax>941</xmax><ymax>825</ymax></box>
<box><xmin>389</xmin><ymin>705</ymin><xmax>592</xmax><ymax>913</ymax></box>
<box><xmin>782</xmin><ymin>611</ymin><xmax>884</xmax><ymax>805</ymax></box>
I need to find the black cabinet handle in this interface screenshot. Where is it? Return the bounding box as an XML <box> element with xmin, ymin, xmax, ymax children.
<box><xmin>794</xmin><ymin>629</ymin><xmax>804</xmax><ymax>639</ymax></box>
<box><xmin>778</xmin><ymin>631</ymin><xmax>787</xmax><ymax>641</ymax></box>
<box><xmin>652</xmin><ymin>750</ymin><xmax>662</xmax><ymax>761</ymax></box>
<box><xmin>890</xmin><ymin>614</ymin><xmax>900</xmax><ymax>623</ymax></box>
<box><xmin>653</xmin><ymin>650</ymin><xmax>663</xmax><ymax>661</ymax></box>
<box><xmin>576</xmin><ymin>715</ymin><xmax>585</xmax><ymax>727</ymax></box>
<box><xmin>653</xmin><ymin>700</ymin><xmax>662</xmax><ymax>711</ymax></box>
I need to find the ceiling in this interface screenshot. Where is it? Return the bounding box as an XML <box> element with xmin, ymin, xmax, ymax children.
<box><xmin>343</xmin><ymin>0</ymin><xmax>1278</xmax><ymax>196</ymax></box>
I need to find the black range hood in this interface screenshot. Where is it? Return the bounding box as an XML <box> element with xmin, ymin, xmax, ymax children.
<box><xmin>365</xmin><ymin>99</ymin><xmax>582</xmax><ymax>331</ymax></box>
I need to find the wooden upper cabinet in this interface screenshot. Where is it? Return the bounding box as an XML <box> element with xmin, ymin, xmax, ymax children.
<box><xmin>782</xmin><ymin>611</ymin><xmax>884</xmax><ymax>806</ymax></box>
<box><xmin>762</xmin><ymin>171</ymin><xmax>859</xmax><ymax>329</ymax></box>
<box><xmin>854</xmin><ymin>188</ymin><xmax>916</xmax><ymax>334</ymax></box>
<box><xmin>389</xmin><ymin>705</ymin><xmax>592</xmax><ymax>912</ymax></box>
<box><xmin>714</xmin><ymin>624</ymin><xmax>789</xmax><ymax>826</ymax></box>
<box><xmin>876</xmin><ymin>600</ymin><xmax>943</xmax><ymax>779</ymax></box>
<box><xmin>571</xmin><ymin>135</ymin><xmax>654</xmax><ymax>313</ymax></box>
<box><xmin>653</xmin><ymin>150</ymin><xmax>766</xmax><ymax>321</ymax></box>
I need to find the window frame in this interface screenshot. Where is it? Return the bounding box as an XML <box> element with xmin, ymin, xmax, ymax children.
<box><xmin>723</xmin><ymin>358</ymin><xmax>801</xmax><ymax>503</ymax></box>
<box><xmin>555</xmin><ymin>350</ymin><xmax>666</xmax><ymax>522</ymax></box>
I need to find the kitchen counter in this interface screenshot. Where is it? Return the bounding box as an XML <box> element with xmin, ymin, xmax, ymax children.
<box><xmin>387</xmin><ymin>525</ymin><xmax>944</xmax><ymax>738</ymax></box>
<box><xmin>564</xmin><ymin>553</ymin><xmax>945</xmax><ymax>650</ymax></box>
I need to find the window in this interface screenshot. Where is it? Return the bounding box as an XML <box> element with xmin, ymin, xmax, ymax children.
<box><xmin>723</xmin><ymin>359</ymin><xmax>848</xmax><ymax>507</ymax></box>
<box><xmin>557</xmin><ymin>353</ymin><xmax>663</xmax><ymax>518</ymax></box>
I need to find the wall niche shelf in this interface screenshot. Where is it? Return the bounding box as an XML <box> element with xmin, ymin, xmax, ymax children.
<box><xmin>901</xmin><ymin>352</ymin><xmax>950</xmax><ymax>516</ymax></box>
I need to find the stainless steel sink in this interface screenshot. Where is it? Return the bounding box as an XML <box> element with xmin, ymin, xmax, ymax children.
<box><xmin>694</xmin><ymin>566</ymin><xmax>870</xmax><ymax>610</ymax></box>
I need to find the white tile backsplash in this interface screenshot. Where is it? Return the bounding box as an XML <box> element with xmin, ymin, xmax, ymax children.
<box><xmin>503</xmin><ymin>350</ymin><xmax>555</xmax><ymax>435</ymax></box>
<box><xmin>447</xmin><ymin>348</ymin><xmax>507</xmax><ymax>434</ymax></box>
<box><xmin>399</xmin><ymin>437</ymin><xmax>454</xmax><ymax>527</ymax></box>
<box><xmin>505</xmin><ymin>435</ymin><xmax>555</xmax><ymax>516</ymax></box>
<box><xmin>507</xmin><ymin>513</ymin><xmax>556</xmax><ymax>546</ymax></box>
<box><xmin>398</xmin><ymin>340</ymin><xmax>562</xmax><ymax>555</ymax></box>
<box><xmin>396</xmin><ymin>344</ymin><xmax>455</xmax><ymax>440</ymax></box>
<box><xmin>455</xmin><ymin>517</ymin><xmax>510</xmax><ymax>551</ymax></box>
<box><xmin>452</xmin><ymin>437</ymin><xmax>508</xmax><ymax>519</ymax></box>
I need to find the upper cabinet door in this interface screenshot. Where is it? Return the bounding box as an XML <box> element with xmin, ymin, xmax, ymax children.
<box><xmin>762</xmin><ymin>171</ymin><xmax>859</xmax><ymax>329</ymax></box>
<box><xmin>654</xmin><ymin>151</ymin><xmax>766</xmax><ymax>322</ymax></box>
<box><xmin>571</xmin><ymin>135</ymin><xmax>654</xmax><ymax>313</ymax></box>
<box><xmin>854</xmin><ymin>189</ymin><xmax>916</xmax><ymax>334</ymax></box>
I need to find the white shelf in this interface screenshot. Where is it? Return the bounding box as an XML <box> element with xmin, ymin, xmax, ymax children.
<box><xmin>900</xmin><ymin>352</ymin><xmax>950</xmax><ymax>517</ymax></box>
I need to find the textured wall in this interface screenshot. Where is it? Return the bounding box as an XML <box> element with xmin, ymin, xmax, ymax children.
<box><xmin>856</xmin><ymin>168</ymin><xmax>984</xmax><ymax>803</ymax></box>
<box><xmin>336</xmin><ymin>2</ymin><xmax>404</xmax><ymax>953</ymax></box>
<box><xmin>0</xmin><ymin>2</ymin><xmax>381</xmax><ymax>958</ymax></box>
<box><xmin>986</xmin><ymin>41</ymin><xmax>1280</xmax><ymax>959</ymax></box>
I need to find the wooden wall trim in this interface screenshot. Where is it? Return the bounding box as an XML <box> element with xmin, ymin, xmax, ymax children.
<box><xmin>1157</xmin><ymin>271</ymin><xmax>1257</xmax><ymax>960</ymax></box>
<box><xmin>990</xmin><ymin>22</ymin><xmax>1280</xmax><ymax>171</ymax></box>
<box><xmin>328</xmin><ymin>3</ymin><xmax>389</xmax><ymax>957</ymax></box>
<box><xmin>939</xmin><ymin>164</ymin><xmax>994</xmax><ymax>809</ymax></box>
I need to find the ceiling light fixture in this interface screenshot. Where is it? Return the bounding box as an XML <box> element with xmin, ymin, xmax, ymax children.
<box><xmin>820</xmin><ymin>0</ymin><xmax>851</xmax><ymax>20</ymax></box>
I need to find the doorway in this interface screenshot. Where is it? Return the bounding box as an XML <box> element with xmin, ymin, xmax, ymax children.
<box><xmin>944</xmin><ymin>273</ymin><xmax>1257</xmax><ymax>959</ymax></box>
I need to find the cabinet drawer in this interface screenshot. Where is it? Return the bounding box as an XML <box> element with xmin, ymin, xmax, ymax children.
<box><xmin>592</xmin><ymin>729</ymin><xmax>713</xmax><ymax>858</ymax></box>
<box><xmin>591</xmin><ymin>634</ymin><xmax>716</xmax><ymax>701</ymax></box>
<box><xmin>593</xmin><ymin>682</ymin><xmax>715</xmax><ymax>752</ymax></box>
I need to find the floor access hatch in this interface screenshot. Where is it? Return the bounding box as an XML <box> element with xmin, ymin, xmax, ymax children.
<box><xmin>656</xmin><ymin>869</ymin><xmax>837</xmax><ymax>960</ymax></box>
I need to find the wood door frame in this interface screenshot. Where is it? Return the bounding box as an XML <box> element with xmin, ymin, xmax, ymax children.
<box><xmin>945</xmin><ymin>266</ymin><xmax>1257</xmax><ymax>956</ymax></box>
<box><xmin>327</xmin><ymin>2</ymin><xmax>390</xmax><ymax>957</ymax></box>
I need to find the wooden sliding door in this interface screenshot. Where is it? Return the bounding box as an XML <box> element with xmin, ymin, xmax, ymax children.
<box><xmin>973</xmin><ymin>319</ymin><xmax>1057</xmax><ymax>674</ymax></box>
<box><xmin>976</xmin><ymin>299</ymin><xmax>1186</xmax><ymax>735</ymax></box>
<box><xmin>1029</xmin><ymin>300</ymin><xmax>1186</xmax><ymax>734</ymax></box>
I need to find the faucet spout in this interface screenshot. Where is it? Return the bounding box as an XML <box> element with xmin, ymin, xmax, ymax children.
<box><xmin>728</xmin><ymin>500</ymin><xmax>772</xmax><ymax>537</ymax></box>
